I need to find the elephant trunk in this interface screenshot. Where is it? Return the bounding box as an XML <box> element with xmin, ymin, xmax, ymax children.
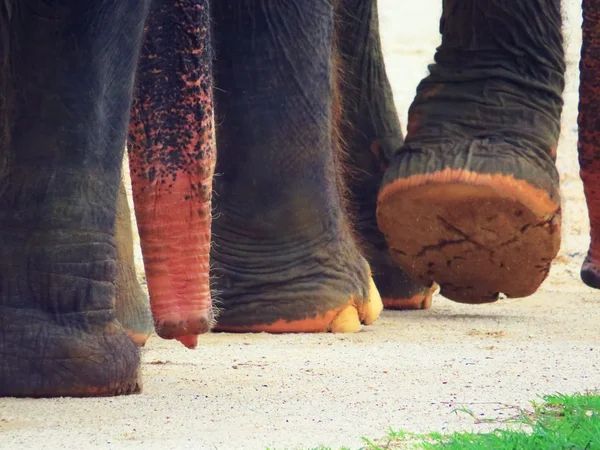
<box><xmin>579</xmin><ymin>0</ymin><xmax>600</xmax><ymax>289</ymax></box>
<box><xmin>128</xmin><ymin>0</ymin><xmax>215</xmax><ymax>348</ymax></box>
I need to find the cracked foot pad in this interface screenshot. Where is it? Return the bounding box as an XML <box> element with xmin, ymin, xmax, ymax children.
<box><xmin>377</xmin><ymin>180</ymin><xmax>561</xmax><ymax>303</ymax></box>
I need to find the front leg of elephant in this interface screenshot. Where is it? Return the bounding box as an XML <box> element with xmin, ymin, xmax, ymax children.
<box><xmin>377</xmin><ymin>0</ymin><xmax>564</xmax><ymax>303</ymax></box>
<box><xmin>210</xmin><ymin>0</ymin><xmax>382</xmax><ymax>332</ymax></box>
<box><xmin>0</xmin><ymin>1</ymin><xmax>149</xmax><ymax>397</ymax></box>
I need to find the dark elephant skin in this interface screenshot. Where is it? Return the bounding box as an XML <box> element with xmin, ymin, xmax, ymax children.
<box><xmin>114</xmin><ymin>180</ymin><xmax>154</xmax><ymax>347</ymax></box>
<box><xmin>210</xmin><ymin>0</ymin><xmax>382</xmax><ymax>332</ymax></box>
<box><xmin>377</xmin><ymin>0</ymin><xmax>565</xmax><ymax>303</ymax></box>
<box><xmin>0</xmin><ymin>1</ymin><xmax>149</xmax><ymax>397</ymax></box>
<box><xmin>335</xmin><ymin>0</ymin><xmax>435</xmax><ymax>309</ymax></box>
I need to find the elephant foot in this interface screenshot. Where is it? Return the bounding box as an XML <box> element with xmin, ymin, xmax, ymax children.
<box><xmin>378</xmin><ymin>160</ymin><xmax>561</xmax><ymax>303</ymax></box>
<box><xmin>114</xmin><ymin>182</ymin><xmax>155</xmax><ymax>347</ymax></box>
<box><xmin>214</xmin><ymin>279</ymin><xmax>382</xmax><ymax>334</ymax></box>
<box><xmin>124</xmin><ymin>325</ymin><xmax>153</xmax><ymax>347</ymax></box>
<box><xmin>382</xmin><ymin>284</ymin><xmax>437</xmax><ymax>310</ymax></box>
<box><xmin>0</xmin><ymin>308</ymin><xmax>141</xmax><ymax>398</ymax></box>
<box><xmin>581</xmin><ymin>255</ymin><xmax>600</xmax><ymax>289</ymax></box>
<box><xmin>211</xmin><ymin>226</ymin><xmax>382</xmax><ymax>333</ymax></box>
<box><xmin>363</xmin><ymin>233</ymin><xmax>437</xmax><ymax>310</ymax></box>
<box><xmin>115</xmin><ymin>289</ymin><xmax>154</xmax><ymax>347</ymax></box>
<box><xmin>0</xmin><ymin>225</ymin><xmax>143</xmax><ymax>398</ymax></box>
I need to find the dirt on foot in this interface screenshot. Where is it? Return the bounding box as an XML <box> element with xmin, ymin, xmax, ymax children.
<box><xmin>1</xmin><ymin>1</ymin><xmax>598</xmax><ymax>449</ymax></box>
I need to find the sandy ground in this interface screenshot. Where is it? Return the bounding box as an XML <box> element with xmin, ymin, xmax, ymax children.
<box><xmin>2</xmin><ymin>1</ymin><xmax>599</xmax><ymax>449</ymax></box>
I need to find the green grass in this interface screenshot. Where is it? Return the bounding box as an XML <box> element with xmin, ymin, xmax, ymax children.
<box><xmin>274</xmin><ymin>393</ymin><xmax>600</xmax><ymax>450</ymax></box>
<box><xmin>368</xmin><ymin>393</ymin><xmax>600</xmax><ymax>449</ymax></box>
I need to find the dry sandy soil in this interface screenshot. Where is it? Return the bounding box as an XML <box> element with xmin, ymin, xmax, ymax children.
<box><xmin>1</xmin><ymin>1</ymin><xmax>599</xmax><ymax>449</ymax></box>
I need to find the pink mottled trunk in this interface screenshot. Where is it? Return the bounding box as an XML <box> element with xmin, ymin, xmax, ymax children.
<box><xmin>128</xmin><ymin>0</ymin><xmax>214</xmax><ymax>348</ymax></box>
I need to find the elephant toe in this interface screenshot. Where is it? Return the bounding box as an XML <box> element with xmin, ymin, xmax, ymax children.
<box><xmin>329</xmin><ymin>277</ymin><xmax>384</xmax><ymax>332</ymax></box>
<box><xmin>359</xmin><ymin>277</ymin><xmax>384</xmax><ymax>326</ymax></box>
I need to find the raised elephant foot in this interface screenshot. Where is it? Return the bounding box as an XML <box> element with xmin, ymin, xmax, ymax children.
<box><xmin>375</xmin><ymin>0</ymin><xmax>565</xmax><ymax>304</ymax></box>
<box><xmin>378</xmin><ymin>166</ymin><xmax>561</xmax><ymax>303</ymax></box>
<box><xmin>0</xmin><ymin>222</ymin><xmax>144</xmax><ymax>398</ymax></box>
<box><xmin>0</xmin><ymin>308</ymin><xmax>141</xmax><ymax>398</ymax></box>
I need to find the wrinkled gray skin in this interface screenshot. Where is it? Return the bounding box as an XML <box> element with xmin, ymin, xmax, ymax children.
<box><xmin>114</xmin><ymin>180</ymin><xmax>154</xmax><ymax>345</ymax></box>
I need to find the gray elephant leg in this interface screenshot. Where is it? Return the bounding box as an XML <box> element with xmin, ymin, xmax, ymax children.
<box><xmin>335</xmin><ymin>0</ymin><xmax>436</xmax><ymax>310</ymax></box>
<box><xmin>210</xmin><ymin>0</ymin><xmax>383</xmax><ymax>332</ymax></box>
<box><xmin>0</xmin><ymin>0</ymin><xmax>149</xmax><ymax>397</ymax></box>
<box><xmin>114</xmin><ymin>179</ymin><xmax>154</xmax><ymax>346</ymax></box>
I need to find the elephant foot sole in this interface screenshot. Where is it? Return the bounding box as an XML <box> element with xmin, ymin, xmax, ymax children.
<box><xmin>0</xmin><ymin>312</ymin><xmax>141</xmax><ymax>398</ymax></box>
<box><xmin>214</xmin><ymin>277</ymin><xmax>382</xmax><ymax>333</ymax></box>
<box><xmin>382</xmin><ymin>283</ymin><xmax>437</xmax><ymax>310</ymax></box>
<box><xmin>377</xmin><ymin>170</ymin><xmax>561</xmax><ymax>304</ymax></box>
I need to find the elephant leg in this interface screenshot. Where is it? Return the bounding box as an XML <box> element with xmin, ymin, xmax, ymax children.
<box><xmin>376</xmin><ymin>0</ymin><xmax>564</xmax><ymax>303</ymax></box>
<box><xmin>0</xmin><ymin>0</ymin><xmax>148</xmax><ymax>397</ymax></box>
<box><xmin>335</xmin><ymin>0</ymin><xmax>436</xmax><ymax>310</ymax></box>
<box><xmin>128</xmin><ymin>0</ymin><xmax>215</xmax><ymax>349</ymax></box>
<box><xmin>579</xmin><ymin>0</ymin><xmax>600</xmax><ymax>289</ymax></box>
<box><xmin>114</xmin><ymin>180</ymin><xmax>154</xmax><ymax>346</ymax></box>
<box><xmin>210</xmin><ymin>0</ymin><xmax>383</xmax><ymax>332</ymax></box>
